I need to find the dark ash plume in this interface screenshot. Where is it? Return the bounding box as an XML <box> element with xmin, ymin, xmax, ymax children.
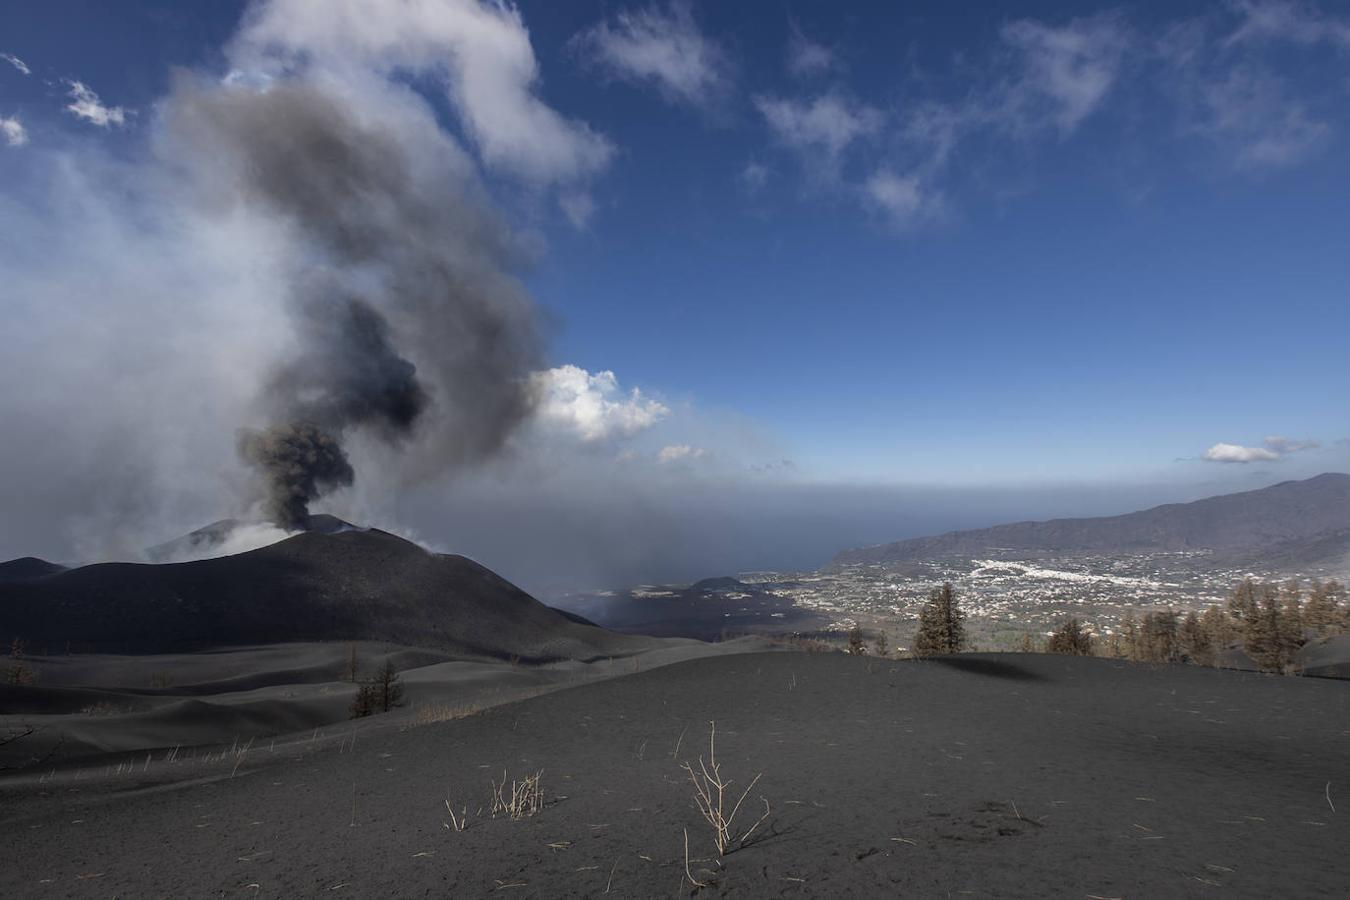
<box><xmin>164</xmin><ymin>77</ymin><xmax>543</xmax><ymax>526</ymax></box>
<box><xmin>237</xmin><ymin>424</ymin><xmax>354</xmax><ymax>530</ymax></box>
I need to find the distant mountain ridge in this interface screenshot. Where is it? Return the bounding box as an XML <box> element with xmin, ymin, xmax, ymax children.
<box><xmin>831</xmin><ymin>473</ymin><xmax>1350</xmax><ymax>570</ymax></box>
<box><xmin>0</xmin><ymin>527</ymin><xmax>652</xmax><ymax>660</ymax></box>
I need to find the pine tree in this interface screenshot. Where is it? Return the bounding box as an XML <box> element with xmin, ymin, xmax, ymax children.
<box><xmin>1198</xmin><ymin>605</ymin><xmax>1232</xmax><ymax>666</ymax></box>
<box><xmin>845</xmin><ymin>625</ymin><xmax>867</xmax><ymax>655</ymax></box>
<box><xmin>1018</xmin><ymin>632</ymin><xmax>1039</xmax><ymax>654</ymax></box>
<box><xmin>1277</xmin><ymin>582</ymin><xmax>1305</xmax><ymax>671</ymax></box>
<box><xmin>374</xmin><ymin>660</ymin><xmax>406</xmax><ymax>713</ymax></box>
<box><xmin>1179</xmin><ymin>610</ymin><xmax>1214</xmax><ymax>666</ymax></box>
<box><xmin>1227</xmin><ymin>579</ymin><xmax>1259</xmax><ymax>635</ymax></box>
<box><xmin>349</xmin><ymin>681</ymin><xmax>379</xmax><ymax>718</ymax></box>
<box><xmin>1138</xmin><ymin>610</ymin><xmax>1180</xmax><ymax>663</ymax></box>
<box><xmin>1046</xmin><ymin>618</ymin><xmax>1093</xmax><ymax>655</ymax></box>
<box><xmin>1120</xmin><ymin>610</ymin><xmax>1140</xmax><ymax>660</ymax></box>
<box><xmin>343</xmin><ymin>642</ymin><xmax>359</xmax><ymax>683</ymax></box>
<box><xmin>913</xmin><ymin>583</ymin><xmax>966</xmax><ymax>656</ymax></box>
<box><xmin>1304</xmin><ymin>580</ymin><xmax>1343</xmax><ymax>637</ymax></box>
<box><xmin>1244</xmin><ymin>586</ymin><xmax>1284</xmax><ymax>672</ymax></box>
<box><xmin>873</xmin><ymin>631</ymin><xmax>889</xmax><ymax>657</ymax></box>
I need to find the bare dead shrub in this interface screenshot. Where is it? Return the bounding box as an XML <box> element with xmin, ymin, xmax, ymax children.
<box><xmin>680</xmin><ymin>721</ymin><xmax>770</xmax><ymax>857</ymax></box>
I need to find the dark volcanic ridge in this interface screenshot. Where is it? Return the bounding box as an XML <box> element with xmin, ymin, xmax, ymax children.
<box><xmin>833</xmin><ymin>472</ymin><xmax>1350</xmax><ymax>570</ymax></box>
<box><xmin>144</xmin><ymin>513</ymin><xmax>358</xmax><ymax>563</ymax></box>
<box><xmin>0</xmin><ymin>526</ymin><xmax>652</xmax><ymax>661</ymax></box>
<box><xmin>0</xmin><ymin>557</ymin><xmax>67</xmax><ymax>582</ymax></box>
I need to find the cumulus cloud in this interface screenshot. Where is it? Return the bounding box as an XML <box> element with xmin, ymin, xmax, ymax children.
<box><xmin>0</xmin><ymin>116</ymin><xmax>27</xmax><ymax>147</ymax></box>
<box><xmin>2</xmin><ymin>52</ymin><xmax>31</xmax><ymax>76</ymax></box>
<box><xmin>754</xmin><ymin>91</ymin><xmax>882</xmax><ymax>174</ymax></box>
<box><xmin>528</xmin><ymin>365</ymin><xmax>669</xmax><ymax>443</ymax></box>
<box><xmin>572</xmin><ymin>2</ymin><xmax>730</xmax><ymax>108</ymax></box>
<box><xmin>65</xmin><ymin>80</ymin><xmax>127</xmax><ymax>127</ymax></box>
<box><xmin>657</xmin><ymin>444</ymin><xmax>708</xmax><ymax>464</ymax></box>
<box><xmin>1202</xmin><ymin>442</ymin><xmax>1280</xmax><ymax>463</ymax></box>
<box><xmin>232</xmin><ymin>0</ymin><xmax>612</xmax><ymax>187</ymax></box>
<box><xmin>1202</xmin><ymin>435</ymin><xmax>1319</xmax><ymax>463</ymax></box>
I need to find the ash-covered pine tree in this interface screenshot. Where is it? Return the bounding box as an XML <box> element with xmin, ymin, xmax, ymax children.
<box><xmin>1244</xmin><ymin>585</ymin><xmax>1285</xmax><ymax>672</ymax></box>
<box><xmin>1179</xmin><ymin>610</ymin><xmax>1214</xmax><ymax>666</ymax></box>
<box><xmin>374</xmin><ymin>659</ymin><xmax>406</xmax><ymax>712</ymax></box>
<box><xmin>1227</xmin><ymin>578</ymin><xmax>1259</xmax><ymax>633</ymax></box>
<box><xmin>1046</xmin><ymin>617</ymin><xmax>1093</xmax><ymax>655</ymax></box>
<box><xmin>1199</xmin><ymin>604</ymin><xmax>1234</xmax><ymax>664</ymax></box>
<box><xmin>913</xmin><ymin>583</ymin><xmax>966</xmax><ymax>657</ymax></box>
<box><xmin>1138</xmin><ymin>610</ymin><xmax>1180</xmax><ymax>663</ymax></box>
<box><xmin>1304</xmin><ymin>580</ymin><xmax>1344</xmax><ymax>637</ymax></box>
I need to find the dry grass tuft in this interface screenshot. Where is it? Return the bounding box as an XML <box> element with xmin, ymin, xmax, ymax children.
<box><xmin>491</xmin><ymin>768</ymin><xmax>544</xmax><ymax>820</ymax></box>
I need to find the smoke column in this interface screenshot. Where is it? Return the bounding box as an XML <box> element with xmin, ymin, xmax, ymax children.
<box><xmin>164</xmin><ymin>78</ymin><xmax>542</xmax><ymax>528</ymax></box>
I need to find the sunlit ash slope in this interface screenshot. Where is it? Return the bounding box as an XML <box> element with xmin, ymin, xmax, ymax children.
<box><xmin>834</xmin><ymin>473</ymin><xmax>1350</xmax><ymax>568</ymax></box>
<box><xmin>0</xmin><ymin>528</ymin><xmax>645</xmax><ymax>661</ymax></box>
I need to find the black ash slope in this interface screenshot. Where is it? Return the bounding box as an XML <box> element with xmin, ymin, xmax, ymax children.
<box><xmin>1</xmin><ymin>652</ymin><xmax>1345</xmax><ymax>898</ymax></box>
<box><xmin>0</xmin><ymin>528</ymin><xmax>651</xmax><ymax>660</ymax></box>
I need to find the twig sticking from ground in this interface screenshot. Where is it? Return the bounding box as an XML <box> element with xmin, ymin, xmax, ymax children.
<box><xmin>683</xmin><ymin>828</ymin><xmax>709</xmax><ymax>889</ymax></box>
<box><xmin>681</xmin><ymin>721</ymin><xmax>771</xmax><ymax>856</ymax></box>
<box><xmin>1327</xmin><ymin>782</ymin><xmax>1336</xmax><ymax>814</ymax></box>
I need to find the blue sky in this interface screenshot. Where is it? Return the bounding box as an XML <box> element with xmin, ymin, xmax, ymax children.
<box><xmin>1</xmin><ymin>1</ymin><xmax>1347</xmax><ymax>579</ymax></box>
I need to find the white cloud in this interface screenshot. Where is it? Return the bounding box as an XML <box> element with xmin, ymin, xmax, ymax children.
<box><xmin>863</xmin><ymin>169</ymin><xmax>943</xmax><ymax>227</ymax></box>
<box><xmin>1225</xmin><ymin>0</ymin><xmax>1350</xmax><ymax>48</ymax></box>
<box><xmin>529</xmin><ymin>365</ymin><xmax>669</xmax><ymax>443</ymax></box>
<box><xmin>1263</xmin><ymin>435</ymin><xmax>1319</xmax><ymax>454</ymax></box>
<box><xmin>739</xmin><ymin>160</ymin><xmax>769</xmax><ymax>192</ymax></box>
<box><xmin>64</xmin><ymin>80</ymin><xmax>127</xmax><ymax>127</ymax></box>
<box><xmin>1202</xmin><ymin>442</ymin><xmax>1280</xmax><ymax>463</ymax></box>
<box><xmin>657</xmin><ymin>444</ymin><xmax>708</xmax><ymax>464</ymax></box>
<box><xmin>999</xmin><ymin>14</ymin><xmax>1131</xmax><ymax>135</ymax></box>
<box><xmin>786</xmin><ymin>23</ymin><xmax>835</xmax><ymax>79</ymax></box>
<box><xmin>754</xmin><ymin>91</ymin><xmax>882</xmax><ymax>172</ymax></box>
<box><xmin>1</xmin><ymin>52</ymin><xmax>31</xmax><ymax>76</ymax></box>
<box><xmin>1201</xmin><ymin>435</ymin><xmax>1319</xmax><ymax>463</ymax></box>
<box><xmin>232</xmin><ymin>0</ymin><xmax>612</xmax><ymax>186</ymax></box>
<box><xmin>559</xmin><ymin>191</ymin><xmax>596</xmax><ymax>228</ymax></box>
<box><xmin>1197</xmin><ymin>64</ymin><xmax>1327</xmax><ymax>168</ymax></box>
<box><xmin>573</xmin><ymin>2</ymin><xmax>729</xmax><ymax>108</ymax></box>
<box><xmin>0</xmin><ymin>116</ymin><xmax>27</xmax><ymax>147</ymax></box>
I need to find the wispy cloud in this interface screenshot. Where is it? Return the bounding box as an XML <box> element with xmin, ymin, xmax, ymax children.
<box><xmin>1225</xmin><ymin>0</ymin><xmax>1350</xmax><ymax>48</ymax></box>
<box><xmin>786</xmin><ymin>22</ymin><xmax>836</xmax><ymax>79</ymax></box>
<box><xmin>64</xmin><ymin>80</ymin><xmax>126</xmax><ymax>127</ymax></box>
<box><xmin>1</xmin><ymin>116</ymin><xmax>27</xmax><ymax>147</ymax></box>
<box><xmin>998</xmin><ymin>13</ymin><xmax>1132</xmax><ymax>136</ymax></box>
<box><xmin>754</xmin><ymin>91</ymin><xmax>882</xmax><ymax>175</ymax></box>
<box><xmin>1202</xmin><ymin>435</ymin><xmax>1319</xmax><ymax>463</ymax></box>
<box><xmin>572</xmin><ymin>2</ymin><xmax>730</xmax><ymax>109</ymax></box>
<box><xmin>738</xmin><ymin>160</ymin><xmax>769</xmax><ymax>192</ymax></box>
<box><xmin>1</xmin><ymin>52</ymin><xmax>31</xmax><ymax>76</ymax></box>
